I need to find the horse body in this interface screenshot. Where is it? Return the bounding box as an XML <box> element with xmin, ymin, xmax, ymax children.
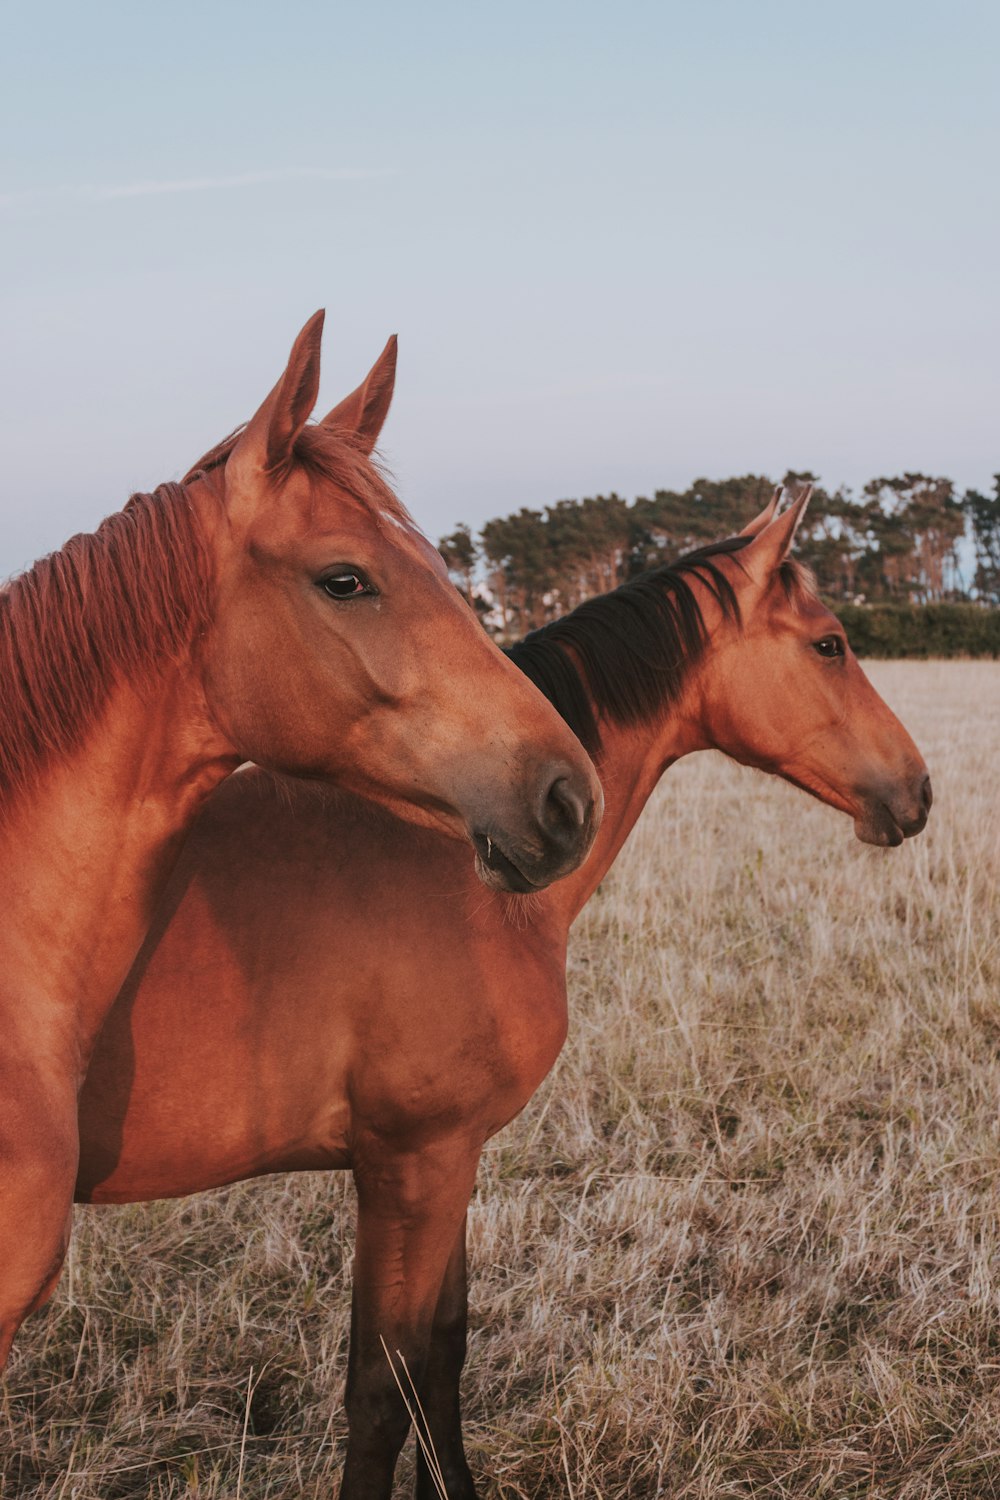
<box><xmin>76</xmin><ymin>492</ymin><xmax>930</xmax><ymax>1498</ymax></box>
<box><xmin>0</xmin><ymin>314</ymin><xmax>601</xmax><ymax>1373</ymax></box>
<box><xmin>77</xmin><ymin>756</ymin><xmax>586</xmax><ymax>1500</ymax></box>
<box><xmin>78</xmin><ymin>772</ymin><xmax>566</xmax><ymax>1201</ymax></box>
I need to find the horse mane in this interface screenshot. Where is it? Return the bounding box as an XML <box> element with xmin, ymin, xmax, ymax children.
<box><xmin>0</xmin><ymin>484</ymin><xmax>213</xmax><ymax>804</ymax></box>
<box><xmin>506</xmin><ymin>537</ymin><xmax>812</xmax><ymax>755</ymax></box>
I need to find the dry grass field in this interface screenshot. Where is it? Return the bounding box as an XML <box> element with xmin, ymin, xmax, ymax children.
<box><xmin>3</xmin><ymin>660</ymin><xmax>999</xmax><ymax>1499</ymax></box>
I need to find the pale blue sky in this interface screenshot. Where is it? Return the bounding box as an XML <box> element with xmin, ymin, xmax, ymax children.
<box><xmin>1</xmin><ymin>0</ymin><xmax>997</xmax><ymax>576</ymax></box>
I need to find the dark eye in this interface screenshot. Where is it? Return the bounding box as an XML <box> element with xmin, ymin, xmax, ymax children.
<box><xmin>318</xmin><ymin>571</ymin><xmax>375</xmax><ymax>601</ymax></box>
<box><xmin>813</xmin><ymin>635</ymin><xmax>845</xmax><ymax>658</ymax></box>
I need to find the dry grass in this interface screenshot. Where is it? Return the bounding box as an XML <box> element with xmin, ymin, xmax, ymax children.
<box><xmin>4</xmin><ymin>661</ymin><xmax>999</xmax><ymax>1499</ymax></box>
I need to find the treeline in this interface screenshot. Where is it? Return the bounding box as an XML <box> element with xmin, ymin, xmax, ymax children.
<box><xmin>439</xmin><ymin>472</ymin><xmax>1000</xmax><ymax>653</ymax></box>
<box><xmin>836</xmin><ymin>604</ymin><xmax>1000</xmax><ymax>658</ymax></box>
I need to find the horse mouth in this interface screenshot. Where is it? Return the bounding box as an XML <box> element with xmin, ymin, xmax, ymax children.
<box><xmin>854</xmin><ymin>798</ymin><xmax>926</xmax><ymax>847</ymax></box>
<box><xmin>855</xmin><ymin>807</ymin><xmax>904</xmax><ymax>847</ymax></box>
<box><xmin>472</xmin><ymin>832</ymin><xmax>540</xmax><ymax>894</ymax></box>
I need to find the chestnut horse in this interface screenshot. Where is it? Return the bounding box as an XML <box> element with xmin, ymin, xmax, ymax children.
<box><xmin>0</xmin><ymin>313</ymin><xmax>601</xmax><ymax>1378</ymax></box>
<box><xmin>77</xmin><ymin>489</ymin><xmax>930</xmax><ymax>1499</ymax></box>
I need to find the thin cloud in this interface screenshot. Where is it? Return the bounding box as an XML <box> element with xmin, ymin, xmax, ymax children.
<box><xmin>0</xmin><ymin>166</ymin><xmax>393</xmax><ymax>213</ymax></box>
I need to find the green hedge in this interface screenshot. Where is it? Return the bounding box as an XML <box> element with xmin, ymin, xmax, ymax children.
<box><xmin>832</xmin><ymin>603</ymin><xmax>1000</xmax><ymax>658</ymax></box>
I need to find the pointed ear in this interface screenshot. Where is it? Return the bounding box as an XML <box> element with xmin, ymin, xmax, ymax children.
<box><xmin>740</xmin><ymin>485</ymin><xmax>813</xmax><ymax>590</ymax></box>
<box><xmin>319</xmin><ymin>335</ymin><xmax>397</xmax><ymax>454</ymax></box>
<box><xmin>228</xmin><ymin>310</ymin><xmax>325</xmax><ymax>489</ymax></box>
<box><xmin>739</xmin><ymin>486</ymin><xmax>783</xmax><ymax>538</ymax></box>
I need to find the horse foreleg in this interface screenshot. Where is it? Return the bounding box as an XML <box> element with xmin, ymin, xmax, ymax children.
<box><xmin>414</xmin><ymin>1214</ymin><xmax>477</xmax><ymax>1500</ymax></box>
<box><xmin>339</xmin><ymin>1136</ymin><xmax>480</xmax><ymax>1500</ymax></box>
<box><xmin>0</xmin><ymin>1062</ymin><xmax>79</xmax><ymax>1370</ymax></box>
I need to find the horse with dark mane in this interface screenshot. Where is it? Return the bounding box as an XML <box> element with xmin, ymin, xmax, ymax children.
<box><xmin>0</xmin><ymin>313</ymin><xmax>601</xmax><ymax>1378</ymax></box>
<box><xmin>76</xmin><ymin>489</ymin><xmax>930</xmax><ymax>1499</ymax></box>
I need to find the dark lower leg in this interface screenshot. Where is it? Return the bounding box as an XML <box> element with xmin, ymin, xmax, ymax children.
<box><xmin>338</xmin><ymin>1141</ymin><xmax>480</xmax><ymax>1500</ymax></box>
<box><xmin>339</xmin><ymin>1284</ymin><xmax>428</xmax><ymax>1500</ymax></box>
<box><xmin>415</xmin><ymin>1218</ymin><xmax>477</xmax><ymax>1500</ymax></box>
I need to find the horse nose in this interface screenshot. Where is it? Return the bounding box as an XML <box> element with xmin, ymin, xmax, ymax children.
<box><xmin>920</xmin><ymin>772</ymin><xmax>933</xmax><ymax>815</ymax></box>
<box><xmin>535</xmin><ymin>764</ymin><xmax>600</xmax><ymax>866</ymax></box>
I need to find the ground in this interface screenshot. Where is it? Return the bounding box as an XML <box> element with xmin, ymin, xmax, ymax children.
<box><xmin>4</xmin><ymin>661</ymin><xmax>999</xmax><ymax>1499</ymax></box>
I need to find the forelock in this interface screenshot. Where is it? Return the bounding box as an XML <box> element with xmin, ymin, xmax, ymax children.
<box><xmin>183</xmin><ymin>421</ymin><xmax>415</xmax><ymax>530</ymax></box>
<box><xmin>778</xmin><ymin>557</ymin><xmax>820</xmax><ymax>603</ymax></box>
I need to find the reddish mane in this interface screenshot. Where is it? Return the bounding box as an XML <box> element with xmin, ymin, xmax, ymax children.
<box><xmin>0</xmin><ymin>485</ymin><xmax>212</xmax><ymax>805</ymax></box>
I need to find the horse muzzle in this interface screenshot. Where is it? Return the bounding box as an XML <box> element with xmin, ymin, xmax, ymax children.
<box><xmin>854</xmin><ymin>771</ymin><xmax>932</xmax><ymax>847</ymax></box>
<box><xmin>471</xmin><ymin>760</ymin><xmax>603</xmax><ymax>893</ymax></box>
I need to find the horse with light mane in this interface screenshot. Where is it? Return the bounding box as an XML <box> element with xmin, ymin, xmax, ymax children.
<box><xmin>77</xmin><ymin>488</ymin><xmax>930</xmax><ymax>1499</ymax></box>
<box><xmin>0</xmin><ymin>312</ymin><xmax>602</xmax><ymax>1376</ymax></box>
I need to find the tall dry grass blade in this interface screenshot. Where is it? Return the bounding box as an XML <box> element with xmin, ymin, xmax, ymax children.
<box><xmin>379</xmin><ymin>1334</ymin><xmax>449</xmax><ymax>1499</ymax></box>
<box><xmin>236</xmin><ymin>1359</ymin><xmax>270</xmax><ymax>1499</ymax></box>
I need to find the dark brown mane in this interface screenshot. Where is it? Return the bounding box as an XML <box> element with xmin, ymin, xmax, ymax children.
<box><xmin>505</xmin><ymin>537</ymin><xmax>750</xmax><ymax>755</ymax></box>
<box><xmin>186</xmin><ymin>422</ymin><xmax>412</xmax><ymax>525</ymax></box>
<box><xmin>507</xmin><ymin>540</ymin><xmax>820</xmax><ymax>755</ymax></box>
<box><xmin>0</xmin><ymin>485</ymin><xmax>212</xmax><ymax>806</ymax></box>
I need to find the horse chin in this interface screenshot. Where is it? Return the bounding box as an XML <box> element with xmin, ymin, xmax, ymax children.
<box><xmin>853</xmin><ymin>801</ymin><xmax>905</xmax><ymax>848</ymax></box>
<box><xmin>472</xmin><ymin>836</ymin><xmax>541</xmax><ymax>894</ymax></box>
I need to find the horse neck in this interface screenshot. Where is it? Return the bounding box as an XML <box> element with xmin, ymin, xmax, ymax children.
<box><xmin>543</xmin><ymin>682</ymin><xmax>707</xmax><ymax>928</ymax></box>
<box><xmin>0</xmin><ymin>489</ymin><xmax>239</xmax><ymax>1068</ymax></box>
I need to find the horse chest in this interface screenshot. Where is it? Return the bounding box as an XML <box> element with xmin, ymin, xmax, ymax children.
<box><xmin>475</xmin><ymin>961</ymin><xmax>568</xmax><ymax>1134</ymax></box>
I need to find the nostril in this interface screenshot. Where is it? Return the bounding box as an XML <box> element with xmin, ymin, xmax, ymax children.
<box><xmin>920</xmin><ymin>773</ymin><xmax>933</xmax><ymax>814</ymax></box>
<box><xmin>544</xmin><ymin>775</ymin><xmax>587</xmax><ymax>836</ymax></box>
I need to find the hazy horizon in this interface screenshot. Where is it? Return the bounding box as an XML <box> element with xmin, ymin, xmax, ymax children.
<box><xmin>2</xmin><ymin>1</ymin><xmax>996</xmax><ymax>578</ymax></box>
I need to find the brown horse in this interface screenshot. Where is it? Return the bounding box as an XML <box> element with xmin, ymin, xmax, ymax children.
<box><xmin>77</xmin><ymin>489</ymin><xmax>930</xmax><ymax>1499</ymax></box>
<box><xmin>0</xmin><ymin>313</ymin><xmax>602</xmax><ymax>1378</ymax></box>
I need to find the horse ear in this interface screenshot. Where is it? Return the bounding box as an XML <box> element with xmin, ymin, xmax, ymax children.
<box><xmin>740</xmin><ymin>485</ymin><xmax>813</xmax><ymax>589</ymax></box>
<box><xmin>739</xmin><ymin>486</ymin><xmax>783</xmax><ymax>538</ymax></box>
<box><xmin>227</xmin><ymin>310</ymin><xmax>325</xmax><ymax>494</ymax></box>
<box><xmin>319</xmin><ymin>335</ymin><xmax>397</xmax><ymax>454</ymax></box>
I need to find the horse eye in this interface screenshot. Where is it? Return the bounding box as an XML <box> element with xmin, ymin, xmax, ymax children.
<box><xmin>814</xmin><ymin>635</ymin><xmax>845</xmax><ymax>658</ymax></box>
<box><xmin>319</xmin><ymin>571</ymin><xmax>373</xmax><ymax>601</ymax></box>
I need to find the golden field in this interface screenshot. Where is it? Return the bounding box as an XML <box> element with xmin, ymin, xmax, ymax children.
<box><xmin>4</xmin><ymin>660</ymin><xmax>999</xmax><ymax>1499</ymax></box>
